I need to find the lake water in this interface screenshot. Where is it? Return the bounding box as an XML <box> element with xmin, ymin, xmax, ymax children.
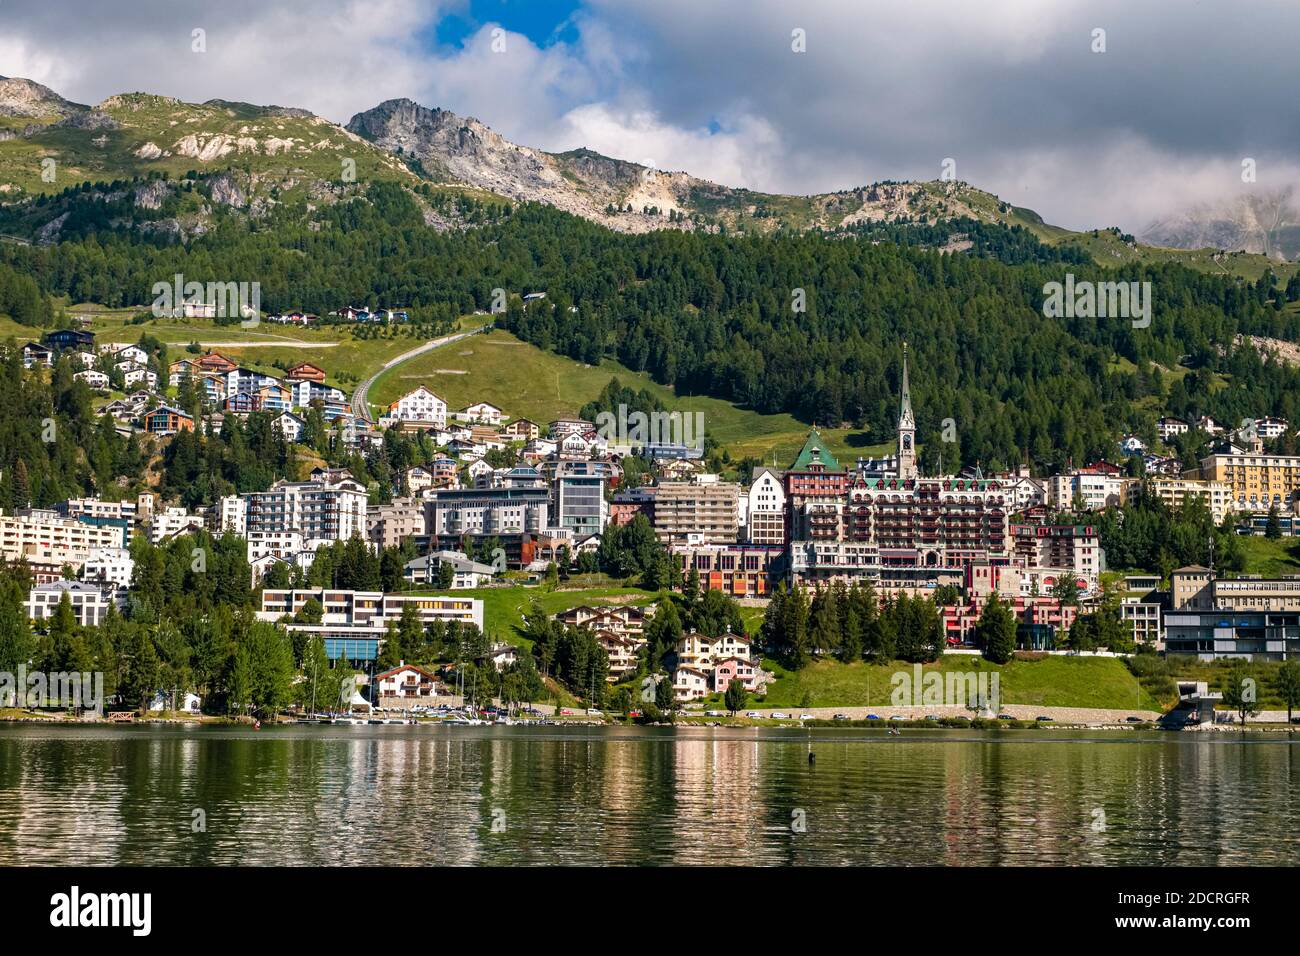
<box><xmin>1</xmin><ymin>724</ymin><xmax>1297</xmax><ymax>866</ymax></box>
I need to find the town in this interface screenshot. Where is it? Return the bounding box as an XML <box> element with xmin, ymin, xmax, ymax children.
<box><xmin>8</xmin><ymin>322</ymin><xmax>1300</xmax><ymax>725</ymax></box>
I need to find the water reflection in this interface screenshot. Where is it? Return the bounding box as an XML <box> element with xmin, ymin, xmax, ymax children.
<box><xmin>0</xmin><ymin>725</ymin><xmax>1295</xmax><ymax>866</ymax></box>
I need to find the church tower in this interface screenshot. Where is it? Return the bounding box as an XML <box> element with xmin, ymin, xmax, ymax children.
<box><xmin>897</xmin><ymin>343</ymin><xmax>918</xmax><ymax>480</ymax></box>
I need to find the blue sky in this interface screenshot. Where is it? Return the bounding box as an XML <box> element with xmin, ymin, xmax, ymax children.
<box><xmin>432</xmin><ymin>0</ymin><xmax>582</xmax><ymax>49</ymax></box>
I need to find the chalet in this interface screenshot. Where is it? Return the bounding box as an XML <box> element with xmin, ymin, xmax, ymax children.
<box><xmin>43</xmin><ymin>329</ymin><xmax>95</xmax><ymax>351</ymax></box>
<box><xmin>1157</xmin><ymin>417</ymin><xmax>1190</xmax><ymax>442</ymax></box>
<box><xmin>468</xmin><ymin>425</ymin><xmax>507</xmax><ymax>449</ymax></box>
<box><xmin>456</xmin><ymin>402</ymin><xmax>505</xmax><ymax>426</ymax></box>
<box><xmin>548</xmin><ymin>418</ymin><xmax>594</xmax><ymax>439</ymax></box>
<box><xmin>405</xmin><ymin>466</ymin><xmax>434</xmax><ymax>495</ymax></box>
<box><xmin>403</xmin><ymin>551</ymin><xmax>495</xmax><ymax>589</ymax></box>
<box><xmin>195</xmin><ymin>351</ymin><xmax>237</xmax><ymax>374</ymax></box>
<box><xmin>386</xmin><ymin>385</ymin><xmax>447</xmax><ymax>429</ymax></box>
<box><xmin>21</xmin><ymin>342</ymin><xmax>53</xmax><ymax>368</ymax></box>
<box><xmin>373</xmin><ymin>663</ymin><xmax>441</xmax><ymax>702</ymax></box>
<box><xmin>72</xmin><ymin>350</ymin><xmax>97</xmax><ymax>368</ymax></box>
<box><xmin>555</xmin><ymin>605</ymin><xmax>651</xmax><ymax>640</ymax></box>
<box><xmin>712</xmin><ymin>656</ymin><xmax>760</xmax><ymax>693</ymax></box>
<box><xmin>480</xmin><ymin>643</ymin><xmax>518</xmax><ymax>672</ymax></box>
<box><xmin>595</xmin><ymin>632</ymin><xmax>640</xmax><ymax>681</ymax></box>
<box><xmin>285</xmin><ymin>362</ymin><xmax>326</xmax><ymax>383</ymax></box>
<box><xmin>272</xmin><ymin>411</ymin><xmax>306</xmax><ymax>442</ymax></box>
<box><xmin>74</xmin><ymin>370</ymin><xmax>109</xmax><ymax>389</ymax></box>
<box><xmin>255</xmin><ymin>382</ymin><xmax>292</xmax><ymax>413</ymax></box>
<box><xmin>107</xmin><ymin>343</ymin><xmax>149</xmax><ymax>365</ymax></box>
<box><xmin>671</xmin><ymin>666</ymin><xmax>710</xmax><ymax>702</ymax></box>
<box><xmin>503</xmin><ymin>418</ymin><xmax>540</xmax><ymax>441</ymax></box>
<box><xmin>144</xmin><ymin>405</ymin><xmax>195</xmax><ymax>436</ymax></box>
<box><xmin>169</xmin><ymin>359</ymin><xmax>197</xmax><ymax>387</ymax></box>
<box><xmin>1119</xmin><ymin>434</ymin><xmax>1147</xmax><ymax>456</ymax></box>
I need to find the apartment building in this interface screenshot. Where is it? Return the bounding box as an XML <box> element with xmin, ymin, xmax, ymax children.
<box><xmin>1197</xmin><ymin>451</ymin><xmax>1300</xmax><ymax>511</ymax></box>
<box><xmin>367</xmin><ymin>497</ymin><xmax>427</xmax><ymax>550</ymax></box>
<box><xmin>1131</xmin><ymin>477</ymin><xmax>1235</xmax><ymax>523</ymax></box>
<box><xmin>0</xmin><ymin>509</ymin><xmax>127</xmax><ymax>564</ymax></box>
<box><xmin>746</xmin><ymin>466</ymin><xmax>786</xmax><ymax>545</ymax></box>
<box><xmin>258</xmin><ymin>588</ymin><xmax>483</xmax><ymax>661</ymax></box>
<box><xmin>1046</xmin><ymin>469</ymin><xmax>1129</xmax><ymax>510</ymax></box>
<box><xmin>652</xmin><ymin>479</ymin><xmax>740</xmax><ymax>544</ymax></box>
<box><xmin>552</xmin><ymin>460</ymin><xmax>610</xmax><ymax>538</ymax></box>
<box><xmin>672</xmin><ymin>544</ymin><xmax>784</xmax><ymax>598</ymax></box>
<box><xmin>244</xmin><ymin>472</ymin><xmax>368</xmax><ymax>542</ymax></box>
<box><xmin>1164</xmin><ymin>565</ymin><xmax>1300</xmax><ymax>660</ymax></box>
<box><xmin>426</xmin><ymin>486</ymin><xmax>549</xmax><ymax>537</ymax></box>
<box><xmin>26</xmin><ymin>580</ymin><xmax>111</xmax><ymax>627</ymax></box>
<box><xmin>386</xmin><ymin>385</ymin><xmax>448</xmax><ymax>429</ymax></box>
<box><xmin>1010</xmin><ymin>524</ymin><xmax>1103</xmax><ymax>580</ymax></box>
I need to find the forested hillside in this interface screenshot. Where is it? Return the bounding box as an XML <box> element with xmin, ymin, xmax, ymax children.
<box><xmin>5</xmin><ymin>175</ymin><xmax>1300</xmax><ymax>475</ymax></box>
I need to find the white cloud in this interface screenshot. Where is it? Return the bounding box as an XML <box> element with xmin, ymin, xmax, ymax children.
<box><xmin>2</xmin><ymin>0</ymin><xmax>1297</xmax><ymax>233</ymax></box>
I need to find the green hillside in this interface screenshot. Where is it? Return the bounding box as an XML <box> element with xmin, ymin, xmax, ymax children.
<box><xmin>368</xmin><ymin>328</ymin><xmax>893</xmax><ymax>465</ymax></box>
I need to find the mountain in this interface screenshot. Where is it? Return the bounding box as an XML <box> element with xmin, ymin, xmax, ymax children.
<box><xmin>344</xmin><ymin>97</ymin><xmax>1034</xmax><ymax>235</ymax></box>
<box><xmin>0</xmin><ymin>83</ymin><xmax>416</xmax><ymax>200</ymax></box>
<box><xmin>1141</xmin><ymin>189</ymin><xmax>1300</xmax><ymax>262</ymax></box>
<box><xmin>0</xmin><ymin>76</ymin><xmax>88</xmax><ymax>123</ymax></box>
<box><xmin>2</xmin><ymin>78</ymin><xmax>1298</xmax><ymax>281</ymax></box>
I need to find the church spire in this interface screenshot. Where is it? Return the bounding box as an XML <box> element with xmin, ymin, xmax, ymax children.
<box><xmin>898</xmin><ymin>342</ymin><xmax>915</xmax><ymax>431</ymax></box>
<box><xmin>896</xmin><ymin>342</ymin><xmax>917</xmax><ymax>480</ymax></box>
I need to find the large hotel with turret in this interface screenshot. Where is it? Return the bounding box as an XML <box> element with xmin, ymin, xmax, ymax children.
<box><xmin>780</xmin><ymin>347</ymin><xmax>1096</xmax><ymax>597</ymax></box>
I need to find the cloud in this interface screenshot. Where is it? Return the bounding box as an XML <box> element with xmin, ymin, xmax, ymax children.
<box><xmin>2</xmin><ymin>0</ymin><xmax>1297</xmax><ymax>232</ymax></box>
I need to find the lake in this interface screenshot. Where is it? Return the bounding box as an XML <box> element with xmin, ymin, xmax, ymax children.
<box><xmin>1</xmin><ymin>724</ymin><xmax>1297</xmax><ymax>866</ymax></box>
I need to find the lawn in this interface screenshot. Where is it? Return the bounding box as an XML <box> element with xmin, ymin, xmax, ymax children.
<box><xmin>367</xmin><ymin>328</ymin><xmax>891</xmax><ymax>465</ymax></box>
<box><xmin>404</xmin><ymin>582</ymin><xmax>661</xmax><ymax>645</ymax></box>
<box><xmin>754</xmin><ymin>655</ymin><xmax>1163</xmax><ymax>711</ymax></box>
<box><xmin>1236</xmin><ymin>536</ymin><xmax>1300</xmax><ymax>577</ymax></box>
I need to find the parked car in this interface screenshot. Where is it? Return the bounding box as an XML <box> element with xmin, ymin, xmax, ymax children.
<box><xmin>924</xmin><ymin>715</ymin><xmax>940</xmax><ymax>722</ymax></box>
<box><xmin>832</xmin><ymin>713</ymin><xmax>851</xmax><ymax>721</ymax></box>
<box><xmin>799</xmin><ymin>713</ymin><xmax>814</xmax><ymax>720</ymax></box>
<box><xmin>866</xmin><ymin>714</ymin><xmax>881</xmax><ymax>720</ymax></box>
<box><xmin>771</xmin><ymin>712</ymin><xmax>791</xmax><ymax>720</ymax></box>
<box><xmin>745</xmin><ymin>711</ymin><xmax>763</xmax><ymax>719</ymax></box>
<box><xmin>1036</xmin><ymin>715</ymin><xmax>1054</xmax><ymax>722</ymax></box>
<box><xmin>1125</xmin><ymin>716</ymin><xmax>1144</xmax><ymax>723</ymax></box>
<box><xmin>997</xmin><ymin>713</ymin><xmax>1015</xmax><ymax>720</ymax></box>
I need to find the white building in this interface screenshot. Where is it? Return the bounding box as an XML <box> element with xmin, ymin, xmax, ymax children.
<box><xmin>243</xmin><ymin>472</ymin><xmax>368</xmax><ymax>542</ymax></box>
<box><xmin>27</xmin><ymin>580</ymin><xmax>111</xmax><ymax>627</ymax></box>
<box><xmin>745</xmin><ymin>467</ymin><xmax>786</xmax><ymax>545</ymax></box>
<box><xmin>1046</xmin><ymin>471</ymin><xmax>1129</xmax><ymax>511</ymax></box>
<box><xmin>1254</xmin><ymin>416</ymin><xmax>1290</xmax><ymax>440</ymax></box>
<box><xmin>273</xmin><ymin>411</ymin><xmax>306</xmax><ymax>443</ymax></box>
<box><xmin>215</xmin><ymin>495</ymin><xmax>247</xmax><ymax>536</ymax></box>
<box><xmin>455</xmin><ymin>401</ymin><xmax>505</xmax><ymax>426</ymax></box>
<box><xmin>151</xmin><ymin>507</ymin><xmax>206</xmax><ymax>544</ymax></box>
<box><xmin>403</xmin><ymin>551</ymin><xmax>495</xmax><ymax>588</ymax></box>
<box><xmin>74</xmin><ymin>370</ymin><xmax>109</xmax><ymax>389</ymax></box>
<box><xmin>386</xmin><ymin>385</ymin><xmax>447</xmax><ymax>429</ymax></box>
<box><xmin>80</xmin><ymin>548</ymin><xmax>135</xmax><ymax>588</ymax></box>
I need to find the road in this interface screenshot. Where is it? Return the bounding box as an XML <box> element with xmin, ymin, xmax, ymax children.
<box><xmin>351</xmin><ymin>327</ymin><xmax>483</xmax><ymax>424</ymax></box>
